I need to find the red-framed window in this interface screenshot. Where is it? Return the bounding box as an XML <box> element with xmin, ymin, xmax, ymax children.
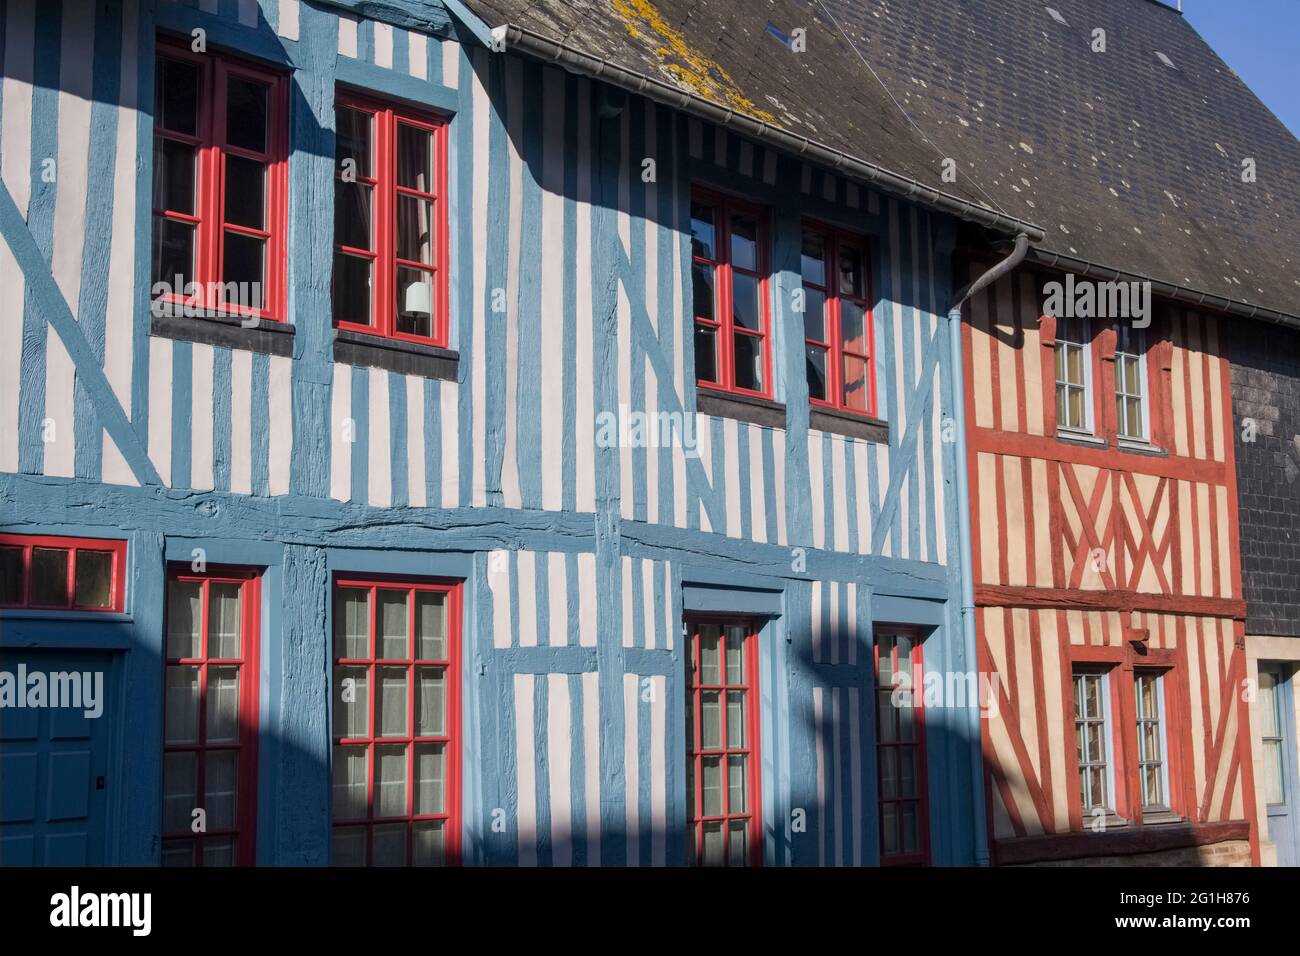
<box><xmin>0</xmin><ymin>533</ymin><xmax>126</xmax><ymax>612</ymax></box>
<box><xmin>331</xmin><ymin>576</ymin><xmax>461</xmax><ymax>866</ymax></box>
<box><xmin>874</xmin><ymin>630</ymin><xmax>929</xmax><ymax>865</ymax></box>
<box><xmin>690</xmin><ymin>189</ymin><xmax>773</xmax><ymax>399</ymax></box>
<box><xmin>162</xmin><ymin>567</ymin><xmax>261</xmax><ymax>866</ymax></box>
<box><xmin>685</xmin><ymin>616</ymin><xmax>763</xmax><ymax>866</ymax></box>
<box><xmin>151</xmin><ymin>38</ymin><xmax>289</xmax><ymax>320</ymax></box>
<box><xmin>801</xmin><ymin>221</ymin><xmax>877</xmax><ymax>416</ymax></box>
<box><xmin>333</xmin><ymin>90</ymin><xmax>450</xmax><ymax>347</ymax></box>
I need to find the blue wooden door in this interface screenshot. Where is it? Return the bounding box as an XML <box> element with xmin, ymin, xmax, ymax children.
<box><xmin>0</xmin><ymin>651</ymin><xmax>116</xmax><ymax>865</ymax></box>
<box><xmin>1261</xmin><ymin>664</ymin><xmax>1300</xmax><ymax>867</ymax></box>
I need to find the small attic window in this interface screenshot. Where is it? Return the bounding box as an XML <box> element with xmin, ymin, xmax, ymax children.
<box><xmin>1045</xmin><ymin>7</ymin><xmax>1067</xmax><ymax>25</ymax></box>
<box><xmin>1155</xmin><ymin>51</ymin><xmax>1176</xmax><ymax>69</ymax></box>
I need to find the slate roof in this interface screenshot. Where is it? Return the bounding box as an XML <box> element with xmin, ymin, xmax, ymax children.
<box><xmin>460</xmin><ymin>0</ymin><xmax>1300</xmax><ymax>319</ymax></box>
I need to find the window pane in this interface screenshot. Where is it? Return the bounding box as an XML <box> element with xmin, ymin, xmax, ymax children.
<box><xmin>879</xmin><ymin>747</ymin><xmax>897</xmax><ymax>798</ymax></box>
<box><xmin>694</xmin><ymin>324</ymin><xmax>717</xmax><ymax>383</ymax></box>
<box><xmin>335</xmin><ymin>666</ymin><xmax>369</xmax><ymax>739</ymax></box>
<box><xmin>732</xmin><ymin>272</ymin><xmax>761</xmax><ymax>332</ymax></box>
<box><xmin>205</xmin><ymin>750</ymin><xmax>238</xmax><ymax>829</ymax></box>
<box><xmin>162</xmin><ymin>839</ymin><xmax>195</xmax><ymax>867</ymax></box>
<box><xmin>206</xmin><ymin>666</ymin><xmax>241</xmax><ymax>744</ymax></box>
<box><xmin>208</xmin><ymin>582</ymin><xmax>243</xmax><ymax>659</ymax></box>
<box><xmin>843</xmin><ymin>354</ymin><xmax>869</xmax><ymax>412</ymax></box>
<box><xmin>414</xmin><ymin>743</ymin><xmax>446</xmax><ymax>814</ymax></box>
<box><xmin>31</xmin><ymin>548</ymin><xmax>68</xmax><ymax>605</ymax></box>
<box><xmin>726</xmin><ymin>754</ymin><xmax>747</xmax><ymax>812</ymax></box>
<box><xmin>224</xmin><ymin>155</ymin><xmax>265</xmax><ymax>229</ymax></box>
<box><xmin>726</xmin><ymin>692</ymin><xmax>746</xmax><ymax>747</ymax></box>
<box><xmin>690</xmin><ymin>201</ymin><xmax>715</xmax><ymax>259</ymax></box>
<box><xmin>376</xmin><ymin>668</ymin><xmax>408</xmax><ymax>737</ymax></box>
<box><xmin>335</xmin><ymin>180</ymin><xmax>373</xmax><ymax>251</ymax></box>
<box><xmin>74</xmin><ymin>551</ymin><xmax>113</xmax><ymax>608</ymax></box>
<box><xmin>699</xmin><ymin>626</ymin><xmax>721</xmax><ymax>683</ymax></box>
<box><xmin>162</xmin><ymin>751</ymin><xmax>198</xmax><ymax>832</ymax></box>
<box><xmin>800</xmin><ymin>231</ymin><xmax>825</xmax><ymax>286</ymax></box>
<box><xmin>222</xmin><ymin>232</ymin><xmax>266</xmax><ymax>309</ymax></box>
<box><xmin>0</xmin><ymin>547</ymin><xmax>24</xmax><ymax>604</ymax></box>
<box><xmin>226</xmin><ymin>75</ymin><xmax>269</xmax><ymax>153</ymax></box>
<box><xmin>729</xmin><ymin>213</ymin><xmax>758</xmax><ymax>272</ymax></box>
<box><xmin>1264</xmin><ymin>739</ymin><xmax>1285</xmax><ymax>805</ymax></box>
<box><xmin>157</xmin><ymin>57</ymin><xmax>200</xmax><ymax>136</ymax></box>
<box><xmin>378</xmin><ymin>590</ymin><xmax>410</xmax><ymax>659</ymax></box>
<box><xmin>882</xmin><ymin>803</ymin><xmax>898</xmax><ymax>854</ymax></box>
<box><xmin>335</xmin><ymin>107</ymin><xmax>372</xmax><ymax>177</ymax></box>
<box><xmin>806</xmin><ymin>345</ymin><xmax>828</xmax><ymax>401</ymax></box>
<box><xmin>700</xmin><ymin>692</ymin><xmax>721</xmax><ymax>749</ymax></box>
<box><xmin>165</xmin><ymin>665</ymin><xmax>200</xmax><ymax>744</ymax></box>
<box><xmin>167</xmin><ymin>580</ymin><xmax>202</xmax><ymax>659</ymax></box>
<box><xmin>900</xmin><ymin>802</ymin><xmax>918</xmax><ymax>853</ymax></box>
<box><xmin>416</xmin><ymin>592</ymin><xmax>446</xmax><ymax>659</ymax></box>
<box><xmin>724</xmin><ymin>627</ymin><xmax>745</xmax><ymax>683</ymax></box>
<box><xmin>700</xmin><ymin>756</ymin><xmax>723</xmax><ymax>815</ymax></box>
<box><xmin>899</xmin><ymin>747</ymin><xmax>917</xmax><ymax>797</ymax></box>
<box><xmin>842</xmin><ymin>300</ymin><xmax>868</xmax><ymax>354</ymax></box>
<box><xmin>1259</xmin><ymin>671</ymin><xmax>1279</xmax><ymax>736</ymax></box>
<box><xmin>333</xmin><ymin>253</ymin><xmax>373</xmax><ymax>327</ymax></box>
<box><xmin>397</xmin><ymin>195</ymin><xmax>434</xmax><ymax>265</ymax></box>
<box><xmin>334</xmin><ymin>588</ymin><xmax>370</xmax><ymax>659</ymax></box>
<box><xmin>416</xmin><ymin>667</ymin><xmax>446</xmax><ymax>736</ymax></box>
<box><xmin>701</xmin><ymin>821</ymin><xmax>724</xmax><ymax>865</ymax></box>
<box><xmin>375</xmin><ymin>745</ymin><xmax>408</xmax><ymax>817</ymax></box>
<box><xmin>396</xmin><ymin>267</ymin><xmax>435</xmax><ymax>338</ymax></box>
<box><xmin>727</xmin><ymin>820</ymin><xmax>747</xmax><ymax>866</ymax></box>
<box><xmin>412</xmin><ymin>821</ymin><xmax>445</xmax><ymax>866</ymax></box>
<box><xmin>733</xmin><ymin>332</ymin><xmax>764</xmax><ymax>392</ymax></box>
<box><xmin>202</xmin><ymin>837</ymin><xmax>235</xmax><ymax>867</ymax></box>
<box><xmin>332</xmin><ymin>745</ymin><xmax>368</xmax><ymax>820</ymax></box>
<box><xmin>372</xmin><ymin>822</ymin><xmax>408</xmax><ymax>865</ymax></box>
<box><xmin>691</xmin><ymin>262</ymin><xmax>714</xmax><ymax>322</ymax></box>
<box><xmin>838</xmin><ymin>245</ymin><xmax>864</xmax><ymax>297</ymax></box>
<box><xmin>153</xmin><ymin>218</ymin><xmax>195</xmax><ymax>291</ymax></box>
<box><xmin>153</xmin><ymin>138</ymin><xmax>196</xmax><ymax>214</ymax></box>
<box><xmin>397</xmin><ymin>123</ymin><xmax>433</xmax><ymax>192</ymax></box>
<box><xmin>331</xmin><ymin>826</ymin><xmax>366</xmax><ymax>866</ymax></box>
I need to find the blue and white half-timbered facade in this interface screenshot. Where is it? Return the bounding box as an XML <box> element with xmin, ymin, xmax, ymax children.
<box><xmin>0</xmin><ymin>0</ymin><xmax>987</xmax><ymax>866</ymax></box>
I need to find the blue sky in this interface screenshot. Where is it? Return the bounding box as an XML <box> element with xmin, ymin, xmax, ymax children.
<box><xmin>1183</xmin><ymin>0</ymin><xmax>1300</xmax><ymax>137</ymax></box>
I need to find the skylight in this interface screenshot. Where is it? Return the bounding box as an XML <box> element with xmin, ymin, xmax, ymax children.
<box><xmin>1155</xmin><ymin>51</ymin><xmax>1176</xmax><ymax>69</ymax></box>
<box><xmin>1045</xmin><ymin>7</ymin><xmax>1068</xmax><ymax>25</ymax></box>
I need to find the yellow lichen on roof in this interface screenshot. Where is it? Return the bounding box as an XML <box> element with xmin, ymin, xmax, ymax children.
<box><xmin>610</xmin><ymin>0</ymin><xmax>778</xmax><ymax>124</ymax></box>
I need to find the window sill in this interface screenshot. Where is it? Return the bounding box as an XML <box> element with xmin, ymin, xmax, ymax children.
<box><xmin>1056</xmin><ymin>429</ymin><xmax>1106</xmax><ymax>448</ymax></box>
<box><xmin>695</xmin><ymin>389</ymin><xmax>786</xmax><ymax>429</ymax></box>
<box><xmin>809</xmin><ymin>405</ymin><xmax>889</xmax><ymax>444</ymax></box>
<box><xmin>150</xmin><ymin>309</ymin><xmax>294</xmax><ymax>357</ymax></box>
<box><xmin>1117</xmin><ymin>439</ymin><xmax>1168</xmax><ymax>458</ymax></box>
<box><xmin>333</xmin><ymin>329</ymin><xmax>459</xmax><ymax>381</ymax></box>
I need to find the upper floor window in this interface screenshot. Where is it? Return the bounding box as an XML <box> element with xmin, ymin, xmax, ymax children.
<box><xmin>801</xmin><ymin>223</ymin><xmax>876</xmax><ymax>416</ymax></box>
<box><xmin>1114</xmin><ymin>325</ymin><xmax>1148</xmax><ymax>442</ymax></box>
<box><xmin>875</xmin><ymin>630</ymin><xmax>928</xmax><ymax>864</ymax></box>
<box><xmin>0</xmin><ymin>534</ymin><xmax>126</xmax><ymax>612</ymax></box>
<box><xmin>1055</xmin><ymin>316</ymin><xmax>1091</xmax><ymax>433</ymax></box>
<box><xmin>152</xmin><ymin>40</ymin><xmax>288</xmax><ymax>321</ymax></box>
<box><xmin>691</xmin><ymin>190</ymin><xmax>772</xmax><ymax>399</ymax></box>
<box><xmin>1259</xmin><ymin>667</ymin><xmax>1287</xmax><ymax>807</ymax></box>
<box><xmin>333</xmin><ymin>92</ymin><xmax>449</xmax><ymax>347</ymax></box>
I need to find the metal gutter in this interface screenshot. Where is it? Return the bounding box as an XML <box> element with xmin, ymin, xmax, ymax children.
<box><xmin>499</xmin><ymin>24</ymin><xmax>1047</xmax><ymax>244</ymax></box>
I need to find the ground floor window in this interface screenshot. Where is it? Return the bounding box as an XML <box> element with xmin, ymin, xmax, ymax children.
<box><xmin>331</xmin><ymin>577</ymin><xmax>461</xmax><ymax>866</ymax></box>
<box><xmin>875</xmin><ymin>630</ymin><xmax>929</xmax><ymax>864</ymax></box>
<box><xmin>162</xmin><ymin>567</ymin><xmax>261</xmax><ymax>866</ymax></box>
<box><xmin>685</xmin><ymin>617</ymin><xmax>762</xmax><ymax>866</ymax></box>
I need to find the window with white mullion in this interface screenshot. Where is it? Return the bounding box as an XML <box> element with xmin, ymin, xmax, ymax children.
<box><xmin>1073</xmin><ymin>671</ymin><xmax>1112</xmax><ymax>813</ymax></box>
<box><xmin>1134</xmin><ymin>671</ymin><xmax>1168</xmax><ymax>811</ymax></box>
<box><xmin>1055</xmin><ymin>316</ymin><xmax>1091</xmax><ymax>433</ymax></box>
<box><xmin>1114</xmin><ymin>325</ymin><xmax>1148</xmax><ymax>442</ymax></box>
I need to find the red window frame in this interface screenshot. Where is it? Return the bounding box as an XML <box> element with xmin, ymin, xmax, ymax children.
<box><xmin>874</xmin><ymin>629</ymin><xmax>930</xmax><ymax>865</ymax></box>
<box><xmin>331</xmin><ymin>576</ymin><xmax>462</xmax><ymax>866</ymax></box>
<box><xmin>161</xmin><ymin>566</ymin><xmax>261</xmax><ymax>866</ymax></box>
<box><xmin>801</xmin><ymin>219</ymin><xmax>878</xmax><ymax>416</ymax></box>
<box><xmin>333</xmin><ymin>89</ymin><xmax>450</xmax><ymax>347</ymax></box>
<box><xmin>151</xmin><ymin>37</ymin><xmax>289</xmax><ymax>321</ymax></box>
<box><xmin>691</xmin><ymin>187</ymin><xmax>774</xmax><ymax>399</ymax></box>
<box><xmin>685</xmin><ymin>615</ymin><xmax>763</xmax><ymax>866</ymax></box>
<box><xmin>0</xmin><ymin>533</ymin><xmax>127</xmax><ymax>612</ymax></box>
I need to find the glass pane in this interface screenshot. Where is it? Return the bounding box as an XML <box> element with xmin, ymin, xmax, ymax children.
<box><xmin>222</xmin><ymin>232</ymin><xmax>266</xmax><ymax>309</ymax></box>
<box><xmin>165</xmin><ymin>665</ymin><xmax>200</xmax><ymax>744</ymax></box>
<box><xmin>335</xmin><ymin>107</ymin><xmax>372</xmax><ymax>177</ymax></box>
<box><xmin>334</xmin><ymin>666</ymin><xmax>369</xmax><ymax>739</ymax></box>
<box><xmin>0</xmin><ymin>547</ymin><xmax>23</xmax><ymax>604</ymax></box>
<box><xmin>157</xmin><ymin>57</ymin><xmax>199</xmax><ymax>136</ymax></box>
<box><xmin>724</xmin><ymin>627</ymin><xmax>745</xmax><ymax>684</ymax></box>
<box><xmin>334</xmin><ymin>588</ymin><xmax>370</xmax><ymax>659</ymax></box>
<box><xmin>332</xmin><ymin>745</ymin><xmax>368</xmax><ymax>821</ymax></box>
<box><xmin>416</xmin><ymin>592</ymin><xmax>446</xmax><ymax>659</ymax></box>
<box><xmin>378</xmin><ymin>590</ymin><xmax>410</xmax><ymax>659</ymax></box>
<box><xmin>331</xmin><ymin>826</ymin><xmax>367</xmax><ymax>866</ymax></box>
<box><xmin>1259</xmin><ymin>671</ymin><xmax>1278</xmax><ymax>736</ymax></box>
<box><xmin>152</xmin><ymin>218</ymin><xmax>195</xmax><ymax>291</ymax></box>
<box><xmin>1264</xmin><ymin>740</ymin><xmax>1284</xmax><ymax>805</ymax></box>
<box><xmin>1084</xmin><ymin>676</ymin><xmax>1100</xmax><ymax>717</ymax></box>
<box><xmin>1086</xmin><ymin>723</ymin><xmax>1105</xmax><ymax>762</ymax></box>
<box><xmin>691</xmin><ymin>262</ymin><xmax>714</xmax><ymax>322</ymax></box>
<box><xmin>203</xmin><ymin>837</ymin><xmax>235</xmax><ymax>866</ymax></box>
<box><xmin>397</xmin><ymin>195</ymin><xmax>434</xmax><ymax>264</ymax></box>
<box><xmin>332</xmin><ymin>253</ymin><xmax>372</xmax><ymax>326</ymax></box>
<box><xmin>416</xmin><ymin>667</ymin><xmax>446</xmax><ymax>736</ymax></box>
<box><xmin>396</xmin><ymin>267</ymin><xmax>434</xmax><ymax>338</ymax></box>
<box><xmin>208</xmin><ymin>582</ymin><xmax>242</xmax><ymax>659</ymax></box>
<box><xmin>838</xmin><ymin>245</ymin><xmax>864</xmax><ymax>297</ymax></box>
<box><xmin>167</xmin><ymin>581</ymin><xmax>202</xmax><ymax>659</ymax></box>
<box><xmin>733</xmin><ymin>332</ymin><xmax>764</xmax><ymax>392</ymax></box>
<box><xmin>803</xmin><ymin>288</ymin><xmax>826</xmax><ymax>342</ymax></box>
<box><xmin>879</xmin><ymin>747</ymin><xmax>897</xmax><ymax>798</ymax></box>
<box><xmin>689</xmin><ymin>201</ymin><xmax>715</xmax><ymax>259</ymax></box>
<box><xmin>1066</xmin><ymin>345</ymin><xmax>1083</xmax><ymax>385</ymax></box>
<box><xmin>372</xmin><ymin>822</ymin><xmax>407</xmax><ymax>866</ymax></box>
<box><xmin>700</xmin><ymin>692</ymin><xmax>721</xmax><ymax>749</ymax></box>
<box><xmin>162</xmin><ymin>751</ymin><xmax>197</xmax><ymax>832</ymax></box>
<box><xmin>843</xmin><ymin>354</ymin><xmax>869</xmax><ymax>412</ymax></box>
<box><xmin>412</xmin><ymin>820</ymin><xmax>445</xmax><ymax>866</ymax></box>
<box><xmin>806</xmin><ymin>345</ymin><xmax>828</xmax><ymax>402</ymax></box>
<box><xmin>900</xmin><ymin>802</ymin><xmax>918</xmax><ymax>852</ymax></box>
<box><xmin>153</xmin><ymin>138</ymin><xmax>196</xmax><ymax>214</ymax></box>
<box><xmin>726</xmin><ymin>692</ymin><xmax>746</xmax><ymax>748</ymax></box>
<box><xmin>377</xmin><ymin>668</ymin><xmax>408</xmax><ymax>737</ymax></box>
<box><xmin>727</xmin><ymin>820</ymin><xmax>747</xmax><ymax>866</ymax></box>
<box><xmin>800</xmin><ymin>231</ymin><xmax>825</xmax><ymax>286</ymax></box>
<box><xmin>73</xmin><ymin>551</ymin><xmax>113</xmax><ymax>608</ymax></box>
<box><xmin>842</xmin><ymin>300</ymin><xmax>868</xmax><ymax>354</ymax></box>
<box><xmin>878</xmin><ymin>691</ymin><xmax>896</xmax><ymax>744</ymax></box>
<box><xmin>31</xmin><ymin>548</ymin><xmax>69</xmax><ymax>606</ymax></box>
<box><xmin>205</xmin><ymin>750</ymin><xmax>238</xmax><ymax>829</ymax></box>
<box><xmin>899</xmin><ymin>747</ymin><xmax>917</xmax><ymax>797</ymax></box>
<box><xmin>729</xmin><ymin>213</ymin><xmax>758</xmax><ymax>272</ymax></box>
<box><xmin>732</xmin><ymin>272</ymin><xmax>761</xmax><ymax>332</ymax></box>
<box><xmin>726</xmin><ymin>754</ymin><xmax>747</xmax><ymax>812</ymax></box>
<box><xmin>375</xmin><ymin>745</ymin><xmax>408</xmax><ymax>817</ymax></box>
<box><xmin>414</xmin><ymin>742</ymin><xmax>446</xmax><ymax>814</ymax></box>
<box><xmin>161</xmin><ymin>839</ymin><xmax>195</xmax><ymax>867</ymax></box>
<box><xmin>224</xmin><ymin>155</ymin><xmax>265</xmax><ymax>229</ymax></box>
<box><xmin>694</xmin><ymin>324</ymin><xmax>717</xmax><ymax>383</ymax></box>
<box><xmin>701</xmin><ymin>821</ymin><xmax>724</xmax><ymax>865</ymax></box>
<box><xmin>397</xmin><ymin>123</ymin><xmax>433</xmax><ymax>191</ymax></box>
<box><xmin>882</xmin><ymin>803</ymin><xmax>898</xmax><ymax>854</ymax></box>
<box><xmin>206</xmin><ymin>666</ymin><xmax>241</xmax><ymax>744</ymax></box>
<box><xmin>700</xmin><ymin>756</ymin><xmax>723</xmax><ymax>815</ymax></box>
<box><xmin>698</xmin><ymin>626</ymin><xmax>721</xmax><ymax>684</ymax></box>
<box><xmin>226</xmin><ymin>75</ymin><xmax>269</xmax><ymax>153</ymax></box>
<box><xmin>335</xmin><ymin>180</ymin><xmax>373</xmax><ymax>251</ymax></box>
